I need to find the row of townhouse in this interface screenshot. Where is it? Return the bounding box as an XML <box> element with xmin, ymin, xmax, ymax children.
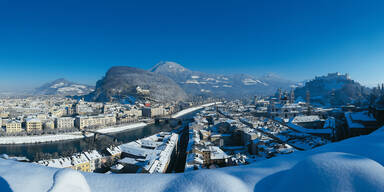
<box><xmin>75</xmin><ymin>114</ymin><xmax>116</xmax><ymax>130</ymax></box>
<box><xmin>37</xmin><ymin>150</ymin><xmax>103</xmax><ymax>172</ymax></box>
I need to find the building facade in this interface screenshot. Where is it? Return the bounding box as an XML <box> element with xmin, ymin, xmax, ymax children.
<box><xmin>75</xmin><ymin>114</ymin><xmax>116</xmax><ymax>129</ymax></box>
<box><xmin>26</xmin><ymin>118</ymin><xmax>43</xmax><ymax>132</ymax></box>
<box><xmin>55</xmin><ymin>117</ymin><xmax>75</xmax><ymax>129</ymax></box>
<box><xmin>5</xmin><ymin>120</ymin><xmax>22</xmax><ymax>133</ymax></box>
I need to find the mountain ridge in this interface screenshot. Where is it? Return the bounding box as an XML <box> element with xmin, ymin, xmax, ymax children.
<box><xmin>149</xmin><ymin>61</ymin><xmax>297</xmax><ymax>98</ymax></box>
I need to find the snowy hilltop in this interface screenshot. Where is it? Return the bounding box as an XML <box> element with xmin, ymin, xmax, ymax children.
<box><xmin>0</xmin><ymin>126</ymin><xmax>384</xmax><ymax>191</ymax></box>
<box><xmin>86</xmin><ymin>66</ymin><xmax>188</xmax><ymax>103</ymax></box>
<box><xmin>33</xmin><ymin>78</ymin><xmax>94</xmax><ymax>96</ymax></box>
<box><xmin>294</xmin><ymin>73</ymin><xmax>371</xmax><ymax>106</ymax></box>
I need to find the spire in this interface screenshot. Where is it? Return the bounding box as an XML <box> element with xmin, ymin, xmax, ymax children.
<box><xmin>290</xmin><ymin>89</ymin><xmax>295</xmax><ymax>104</ymax></box>
<box><xmin>278</xmin><ymin>88</ymin><xmax>282</xmax><ymax>101</ymax></box>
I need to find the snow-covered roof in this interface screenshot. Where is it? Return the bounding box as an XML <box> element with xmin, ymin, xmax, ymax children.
<box><xmin>120</xmin><ymin>145</ymin><xmax>149</xmax><ymax>158</ymax></box>
<box><xmin>141</xmin><ymin>139</ymin><xmax>161</xmax><ymax>149</ymax></box>
<box><xmin>118</xmin><ymin>157</ymin><xmax>140</xmax><ymax>165</ymax></box>
<box><xmin>26</xmin><ymin>118</ymin><xmax>41</xmax><ymax>123</ymax></box>
<box><xmin>37</xmin><ymin>157</ymin><xmax>72</xmax><ymax>168</ymax></box>
<box><xmin>106</xmin><ymin>146</ymin><xmax>122</xmax><ymax>156</ymax></box>
<box><xmin>287</xmin><ymin>122</ymin><xmax>332</xmax><ymax>134</ymax></box>
<box><xmin>83</xmin><ymin>150</ymin><xmax>102</xmax><ymax>161</ymax></box>
<box><xmin>116</xmin><ymin>132</ymin><xmax>179</xmax><ymax>173</ymax></box>
<box><xmin>345</xmin><ymin>111</ymin><xmax>377</xmax><ymax>129</ymax></box>
<box><xmin>110</xmin><ymin>163</ymin><xmax>124</xmax><ymax>171</ymax></box>
<box><xmin>71</xmin><ymin>153</ymin><xmax>89</xmax><ymax>165</ymax></box>
<box><xmin>323</xmin><ymin>117</ymin><xmax>336</xmax><ymax>129</ymax></box>
<box><xmin>349</xmin><ymin>111</ymin><xmax>376</xmax><ymax>122</ymax></box>
<box><xmin>291</xmin><ymin>115</ymin><xmax>321</xmax><ymax>123</ymax></box>
<box><xmin>208</xmin><ymin>146</ymin><xmax>229</xmax><ymax>160</ymax></box>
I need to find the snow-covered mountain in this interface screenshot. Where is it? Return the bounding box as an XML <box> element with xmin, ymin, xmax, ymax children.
<box><xmin>294</xmin><ymin>73</ymin><xmax>371</xmax><ymax>106</ymax></box>
<box><xmin>150</xmin><ymin>61</ymin><xmax>192</xmax><ymax>74</ymax></box>
<box><xmin>34</xmin><ymin>78</ymin><xmax>94</xmax><ymax>96</ymax></box>
<box><xmin>149</xmin><ymin>61</ymin><xmax>296</xmax><ymax>98</ymax></box>
<box><xmin>87</xmin><ymin>66</ymin><xmax>187</xmax><ymax>103</ymax></box>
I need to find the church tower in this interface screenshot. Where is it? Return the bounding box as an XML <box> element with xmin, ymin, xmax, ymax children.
<box><xmin>290</xmin><ymin>89</ymin><xmax>295</xmax><ymax>104</ymax></box>
<box><xmin>278</xmin><ymin>88</ymin><xmax>282</xmax><ymax>102</ymax></box>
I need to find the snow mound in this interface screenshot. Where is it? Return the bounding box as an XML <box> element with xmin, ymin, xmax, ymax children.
<box><xmin>258</xmin><ymin>152</ymin><xmax>384</xmax><ymax>192</ymax></box>
<box><xmin>163</xmin><ymin>170</ymin><xmax>249</xmax><ymax>192</ymax></box>
<box><xmin>49</xmin><ymin>169</ymin><xmax>90</xmax><ymax>192</ymax></box>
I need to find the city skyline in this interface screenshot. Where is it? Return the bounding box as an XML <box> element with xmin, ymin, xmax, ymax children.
<box><xmin>1</xmin><ymin>0</ymin><xmax>384</xmax><ymax>90</ymax></box>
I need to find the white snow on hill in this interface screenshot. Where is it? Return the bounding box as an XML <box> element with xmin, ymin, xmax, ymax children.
<box><xmin>241</xmin><ymin>78</ymin><xmax>268</xmax><ymax>86</ymax></box>
<box><xmin>0</xmin><ymin>126</ymin><xmax>384</xmax><ymax>191</ymax></box>
<box><xmin>242</xmin><ymin>78</ymin><xmax>259</xmax><ymax>85</ymax></box>
<box><xmin>50</xmin><ymin>82</ymin><xmax>65</xmax><ymax>89</ymax></box>
<box><xmin>35</xmin><ymin>78</ymin><xmax>94</xmax><ymax>96</ymax></box>
<box><xmin>185</xmin><ymin>80</ymin><xmax>200</xmax><ymax>84</ymax></box>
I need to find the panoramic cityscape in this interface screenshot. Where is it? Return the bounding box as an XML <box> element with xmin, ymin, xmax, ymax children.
<box><xmin>1</xmin><ymin>0</ymin><xmax>384</xmax><ymax>192</ymax></box>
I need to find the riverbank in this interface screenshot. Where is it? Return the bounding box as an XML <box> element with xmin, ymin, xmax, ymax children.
<box><xmin>171</xmin><ymin>102</ymin><xmax>219</xmax><ymax>118</ymax></box>
<box><xmin>0</xmin><ymin>122</ymin><xmax>148</xmax><ymax>145</ymax></box>
<box><xmin>0</xmin><ymin>102</ymin><xmax>218</xmax><ymax>145</ymax></box>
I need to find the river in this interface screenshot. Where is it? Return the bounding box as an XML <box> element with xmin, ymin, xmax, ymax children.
<box><xmin>0</xmin><ymin>110</ymin><xmax>199</xmax><ymax>161</ymax></box>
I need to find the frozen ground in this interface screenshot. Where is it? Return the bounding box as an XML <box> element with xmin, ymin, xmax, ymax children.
<box><xmin>0</xmin><ymin>126</ymin><xmax>383</xmax><ymax>191</ymax></box>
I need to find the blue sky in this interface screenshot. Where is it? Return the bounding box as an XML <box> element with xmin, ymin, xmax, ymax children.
<box><xmin>1</xmin><ymin>0</ymin><xmax>384</xmax><ymax>91</ymax></box>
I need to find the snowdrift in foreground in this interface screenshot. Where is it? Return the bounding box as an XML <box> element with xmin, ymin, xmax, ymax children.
<box><xmin>1</xmin><ymin>126</ymin><xmax>384</xmax><ymax>192</ymax></box>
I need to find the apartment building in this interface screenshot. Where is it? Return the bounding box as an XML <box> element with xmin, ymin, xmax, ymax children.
<box><xmin>5</xmin><ymin>120</ymin><xmax>22</xmax><ymax>133</ymax></box>
<box><xmin>25</xmin><ymin>118</ymin><xmax>43</xmax><ymax>132</ymax></box>
<box><xmin>142</xmin><ymin>106</ymin><xmax>165</xmax><ymax>118</ymax></box>
<box><xmin>55</xmin><ymin>117</ymin><xmax>75</xmax><ymax>129</ymax></box>
<box><xmin>75</xmin><ymin>114</ymin><xmax>116</xmax><ymax>129</ymax></box>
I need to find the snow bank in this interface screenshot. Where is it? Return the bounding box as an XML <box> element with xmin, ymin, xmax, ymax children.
<box><xmin>49</xmin><ymin>169</ymin><xmax>91</xmax><ymax>192</ymax></box>
<box><xmin>0</xmin><ymin>126</ymin><xmax>384</xmax><ymax>191</ymax></box>
<box><xmin>258</xmin><ymin>152</ymin><xmax>384</xmax><ymax>192</ymax></box>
